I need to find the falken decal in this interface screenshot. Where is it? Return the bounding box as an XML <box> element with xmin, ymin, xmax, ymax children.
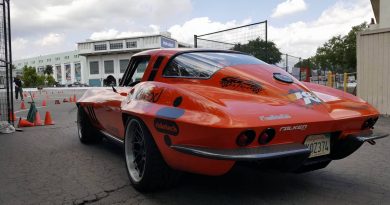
<box><xmin>280</xmin><ymin>124</ymin><xmax>308</xmax><ymax>132</ymax></box>
<box><xmin>287</xmin><ymin>90</ymin><xmax>322</xmax><ymax>106</ymax></box>
<box><xmin>154</xmin><ymin>118</ymin><xmax>179</xmax><ymax>136</ymax></box>
<box><xmin>220</xmin><ymin>77</ymin><xmax>262</xmax><ymax>94</ymax></box>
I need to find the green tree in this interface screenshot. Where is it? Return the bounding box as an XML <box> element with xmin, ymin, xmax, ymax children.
<box><xmin>22</xmin><ymin>66</ymin><xmax>39</xmax><ymax>87</ymax></box>
<box><xmin>44</xmin><ymin>65</ymin><xmax>53</xmax><ymax>76</ymax></box>
<box><xmin>21</xmin><ymin>65</ymin><xmax>49</xmax><ymax>87</ymax></box>
<box><xmin>233</xmin><ymin>38</ymin><xmax>282</xmax><ymax>64</ymax></box>
<box><xmin>46</xmin><ymin>75</ymin><xmax>56</xmax><ymax>86</ymax></box>
<box><xmin>309</xmin><ymin>22</ymin><xmax>368</xmax><ymax>73</ymax></box>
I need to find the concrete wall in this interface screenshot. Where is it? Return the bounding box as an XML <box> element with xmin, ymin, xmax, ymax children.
<box><xmin>357</xmin><ymin>28</ymin><xmax>390</xmax><ymax>115</ymax></box>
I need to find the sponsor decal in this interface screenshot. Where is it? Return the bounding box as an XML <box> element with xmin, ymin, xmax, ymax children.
<box><xmin>280</xmin><ymin>124</ymin><xmax>308</xmax><ymax>132</ymax></box>
<box><xmin>287</xmin><ymin>90</ymin><xmax>322</xmax><ymax>106</ymax></box>
<box><xmin>156</xmin><ymin>107</ymin><xmax>185</xmax><ymax>119</ymax></box>
<box><xmin>154</xmin><ymin>118</ymin><xmax>179</xmax><ymax>136</ymax></box>
<box><xmin>260</xmin><ymin>114</ymin><xmax>291</xmax><ymax>121</ymax></box>
<box><xmin>220</xmin><ymin>76</ymin><xmax>262</xmax><ymax>94</ymax></box>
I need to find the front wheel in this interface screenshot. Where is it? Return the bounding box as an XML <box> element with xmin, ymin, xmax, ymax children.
<box><xmin>124</xmin><ymin>118</ymin><xmax>180</xmax><ymax>192</ymax></box>
<box><xmin>77</xmin><ymin>106</ymin><xmax>102</xmax><ymax>144</ymax></box>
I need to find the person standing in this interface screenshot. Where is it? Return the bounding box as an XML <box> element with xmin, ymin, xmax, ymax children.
<box><xmin>14</xmin><ymin>76</ymin><xmax>24</xmax><ymax>101</ymax></box>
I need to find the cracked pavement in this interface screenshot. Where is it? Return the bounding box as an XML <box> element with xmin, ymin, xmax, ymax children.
<box><xmin>1</xmin><ymin>89</ymin><xmax>390</xmax><ymax>205</ymax></box>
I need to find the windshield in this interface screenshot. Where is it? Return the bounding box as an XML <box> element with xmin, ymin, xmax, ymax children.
<box><xmin>163</xmin><ymin>52</ymin><xmax>266</xmax><ymax>79</ymax></box>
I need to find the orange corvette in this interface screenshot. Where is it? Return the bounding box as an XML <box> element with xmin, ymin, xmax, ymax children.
<box><xmin>76</xmin><ymin>49</ymin><xmax>388</xmax><ymax>192</ymax></box>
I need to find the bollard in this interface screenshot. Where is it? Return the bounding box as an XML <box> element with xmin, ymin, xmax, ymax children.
<box><xmin>343</xmin><ymin>73</ymin><xmax>348</xmax><ymax>92</ymax></box>
<box><xmin>327</xmin><ymin>71</ymin><xmax>333</xmax><ymax>87</ymax></box>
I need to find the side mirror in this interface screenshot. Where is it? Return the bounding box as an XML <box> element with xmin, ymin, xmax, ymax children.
<box><xmin>120</xmin><ymin>92</ymin><xmax>128</xmax><ymax>97</ymax></box>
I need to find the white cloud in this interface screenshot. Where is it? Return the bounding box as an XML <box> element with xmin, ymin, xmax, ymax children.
<box><xmin>89</xmin><ymin>25</ymin><xmax>160</xmax><ymax>41</ymax></box>
<box><xmin>168</xmin><ymin>17</ymin><xmax>252</xmax><ymax>44</ymax></box>
<box><xmin>36</xmin><ymin>33</ymin><xmax>65</xmax><ymax>46</ymax></box>
<box><xmin>269</xmin><ymin>0</ymin><xmax>373</xmax><ymax>58</ymax></box>
<box><xmin>271</xmin><ymin>0</ymin><xmax>307</xmax><ymax>18</ymax></box>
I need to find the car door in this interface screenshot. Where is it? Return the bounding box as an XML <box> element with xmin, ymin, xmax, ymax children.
<box><xmin>100</xmin><ymin>56</ymin><xmax>151</xmax><ymax>139</ymax></box>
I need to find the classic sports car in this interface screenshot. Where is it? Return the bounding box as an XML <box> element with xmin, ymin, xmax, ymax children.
<box><xmin>76</xmin><ymin>49</ymin><xmax>388</xmax><ymax>192</ymax></box>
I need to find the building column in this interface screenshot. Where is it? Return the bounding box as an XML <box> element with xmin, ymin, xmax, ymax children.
<box><xmin>70</xmin><ymin>63</ymin><xmax>75</xmax><ymax>83</ymax></box>
<box><xmin>61</xmin><ymin>63</ymin><xmax>66</xmax><ymax>84</ymax></box>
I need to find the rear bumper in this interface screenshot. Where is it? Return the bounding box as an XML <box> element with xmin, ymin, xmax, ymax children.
<box><xmin>171</xmin><ymin>143</ymin><xmax>311</xmax><ymax>161</ymax></box>
<box><xmin>171</xmin><ymin>131</ymin><xmax>389</xmax><ymax>161</ymax></box>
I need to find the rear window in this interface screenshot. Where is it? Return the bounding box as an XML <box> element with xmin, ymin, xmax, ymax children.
<box><xmin>163</xmin><ymin>52</ymin><xmax>266</xmax><ymax>78</ymax></box>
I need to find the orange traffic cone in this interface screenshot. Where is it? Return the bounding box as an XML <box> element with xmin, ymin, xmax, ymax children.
<box><xmin>34</xmin><ymin>111</ymin><xmax>43</xmax><ymax>126</ymax></box>
<box><xmin>18</xmin><ymin>118</ymin><xmax>35</xmax><ymax>127</ymax></box>
<box><xmin>42</xmin><ymin>99</ymin><xmax>47</xmax><ymax>107</ymax></box>
<box><xmin>44</xmin><ymin>111</ymin><xmax>55</xmax><ymax>125</ymax></box>
<box><xmin>69</xmin><ymin>96</ymin><xmax>73</xmax><ymax>102</ymax></box>
<box><xmin>20</xmin><ymin>101</ymin><xmax>26</xmax><ymax>109</ymax></box>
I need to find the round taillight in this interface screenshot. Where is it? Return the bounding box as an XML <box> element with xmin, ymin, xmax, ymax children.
<box><xmin>258</xmin><ymin>128</ymin><xmax>276</xmax><ymax>145</ymax></box>
<box><xmin>236</xmin><ymin>130</ymin><xmax>256</xmax><ymax>147</ymax></box>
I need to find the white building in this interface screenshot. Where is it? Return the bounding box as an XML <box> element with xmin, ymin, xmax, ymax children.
<box><xmin>14</xmin><ymin>33</ymin><xmax>179</xmax><ymax>87</ymax></box>
<box><xmin>14</xmin><ymin>51</ymin><xmax>86</xmax><ymax>85</ymax></box>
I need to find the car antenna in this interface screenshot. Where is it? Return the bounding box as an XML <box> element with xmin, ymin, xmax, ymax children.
<box><xmin>112</xmin><ymin>85</ymin><xmax>117</xmax><ymax>93</ymax></box>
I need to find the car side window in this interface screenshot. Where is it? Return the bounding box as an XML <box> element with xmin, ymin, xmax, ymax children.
<box><xmin>121</xmin><ymin>56</ymin><xmax>150</xmax><ymax>86</ymax></box>
<box><xmin>131</xmin><ymin>59</ymin><xmax>149</xmax><ymax>82</ymax></box>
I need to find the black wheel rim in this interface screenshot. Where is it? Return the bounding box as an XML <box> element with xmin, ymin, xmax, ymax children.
<box><xmin>125</xmin><ymin>121</ymin><xmax>146</xmax><ymax>182</ymax></box>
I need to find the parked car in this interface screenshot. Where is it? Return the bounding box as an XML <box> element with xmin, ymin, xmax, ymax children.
<box><xmin>76</xmin><ymin>49</ymin><xmax>388</xmax><ymax>192</ymax></box>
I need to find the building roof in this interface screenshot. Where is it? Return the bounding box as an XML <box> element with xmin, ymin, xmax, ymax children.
<box><xmin>371</xmin><ymin>0</ymin><xmax>380</xmax><ymax>23</ymax></box>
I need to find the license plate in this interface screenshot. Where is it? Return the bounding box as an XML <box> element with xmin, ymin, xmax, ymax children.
<box><xmin>304</xmin><ymin>134</ymin><xmax>331</xmax><ymax>158</ymax></box>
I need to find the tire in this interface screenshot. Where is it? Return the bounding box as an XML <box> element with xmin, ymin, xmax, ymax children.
<box><xmin>124</xmin><ymin>118</ymin><xmax>180</xmax><ymax>192</ymax></box>
<box><xmin>77</xmin><ymin>106</ymin><xmax>102</xmax><ymax>144</ymax></box>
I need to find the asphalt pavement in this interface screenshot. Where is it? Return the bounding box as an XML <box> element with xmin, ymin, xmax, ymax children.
<box><xmin>0</xmin><ymin>88</ymin><xmax>389</xmax><ymax>205</ymax></box>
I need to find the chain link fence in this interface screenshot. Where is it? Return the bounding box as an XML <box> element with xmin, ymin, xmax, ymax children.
<box><xmin>0</xmin><ymin>0</ymin><xmax>13</xmax><ymax>124</ymax></box>
<box><xmin>194</xmin><ymin>20</ymin><xmax>267</xmax><ymax>51</ymax></box>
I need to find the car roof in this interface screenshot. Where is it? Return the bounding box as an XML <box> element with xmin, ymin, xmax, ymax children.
<box><xmin>133</xmin><ymin>48</ymin><xmax>247</xmax><ymax>57</ymax></box>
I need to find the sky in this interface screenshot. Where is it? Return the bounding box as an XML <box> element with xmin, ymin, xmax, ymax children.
<box><xmin>11</xmin><ymin>0</ymin><xmax>374</xmax><ymax>60</ymax></box>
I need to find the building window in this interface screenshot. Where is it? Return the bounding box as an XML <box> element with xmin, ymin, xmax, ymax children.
<box><xmin>110</xmin><ymin>42</ymin><xmax>123</xmax><ymax>50</ymax></box>
<box><xmin>47</xmin><ymin>59</ymin><xmax>51</xmax><ymax>62</ymax></box>
<box><xmin>38</xmin><ymin>66</ymin><xmax>44</xmax><ymax>74</ymax></box>
<box><xmin>120</xmin><ymin>59</ymin><xmax>129</xmax><ymax>73</ymax></box>
<box><xmin>74</xmin><ymin>55</ymin><xmax>78</xmax><ymax>58</ymax></box>
<box><xmin>104</xmin><ymin>60</ymin><xmax>114</xmax><ymax>74</ymax></box>
<box><xmin>64</xmin><ymin>56</ymin><xmax>69</xmax><ymax>60</ymax></box>
<box><xmin>39</xmin><ymin>60</ymin><xmax>43</xmax><ymax>63</ymax></box>
<box><xmin>75</xmin><ymin>63</ymin><xmax>81</xmax><ymax>82</ymax></box>
<box><xmin>90</xmin><ymin>61</ymin><xmax>99</xmax><ymax>75</ymax></box>
<box><xmin>55</xmin><ymin>57</ymin><xmax>60</xmax><ymax>61</ymax></box>
<box><xmin>94</xmin><ymin>44</ymin><xmax>107</xmax><ymax>51</ymax></box>
<box><xmin>126</xmin><ymin>41</ymin><xmax>137</xmax><ymax>48</ymax></box>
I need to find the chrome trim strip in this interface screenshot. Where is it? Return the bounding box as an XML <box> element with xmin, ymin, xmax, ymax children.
<box><xmin>171</xmin><ymin>143</ymin><xmax>310</xmax><ymax>161</ymax></box>
<box><xmin>100</xmin><ymin>130</ymin><xmax>124</xmax><ymax>144</ymax></box>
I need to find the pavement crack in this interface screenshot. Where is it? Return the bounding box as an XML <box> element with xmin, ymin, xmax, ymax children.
<box><xmin>72</xmin><ymin>184</ymin><xmax>130</xmax><ymax>205</ymax></box>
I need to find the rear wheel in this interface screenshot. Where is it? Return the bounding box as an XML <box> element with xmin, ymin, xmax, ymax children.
<box><xmin>124</xmin><ymin>118</ymin><xmax>180</xmax><ymax>192</ymax></box>
<box><xmin>77</xmin><ymin>106</ymin><xmax>102</xmax><ymax>144</ymax></box>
